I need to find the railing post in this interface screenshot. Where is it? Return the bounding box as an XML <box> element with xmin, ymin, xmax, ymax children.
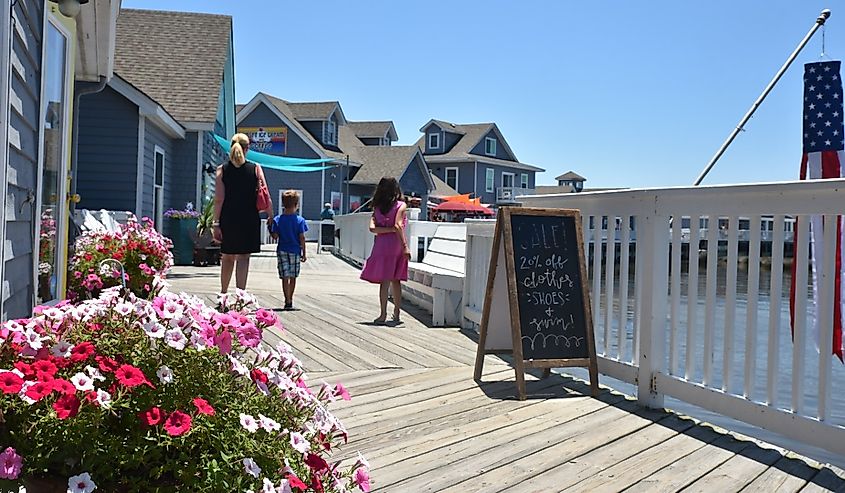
<box><xmin>636</xmin><ymin>211</ymin><xmax>669</xmax><ymax>408</ymax></box>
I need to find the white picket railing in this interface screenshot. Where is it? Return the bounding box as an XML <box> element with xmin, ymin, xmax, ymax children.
<box><xmin>502</xmin><ymin>178</ymin><xmax>845</xmax><ymax>456</ymax></box>
<box><xmin>334</xmin><ymin>212</ymin><xmax>439</xmax><ymax>265</ymax></box>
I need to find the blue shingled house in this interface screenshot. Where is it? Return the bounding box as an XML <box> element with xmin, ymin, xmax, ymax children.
<box><xmin>236</xmin><ymin>93</ymin><xmax>433</xmax><ymax>219</ymax></box>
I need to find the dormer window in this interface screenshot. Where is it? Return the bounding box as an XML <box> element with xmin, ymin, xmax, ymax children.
<box><xmin>323</xmin><ymin>120</ymin><xmax>337</xmax><ymax>146</ymax></box>
<box><xmin>485</xmin><ymin>137</ymin><xmax>497</xmax><ymax>156</ymax></box>
<box><xmin>428</xmin><ymin>133</ymin><xmax>440</xmax><ymax>150</ymax></box>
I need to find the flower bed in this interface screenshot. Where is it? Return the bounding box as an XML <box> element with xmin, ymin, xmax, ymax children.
<box><xmin>68</xmin><ymin>216</ymin><xmax>173</xmax><ymax>302</ymax></box>
<box><xmin>0</xmin><ymin>288</ymin><xmax>369</xmax><ymax>492</ymax></box>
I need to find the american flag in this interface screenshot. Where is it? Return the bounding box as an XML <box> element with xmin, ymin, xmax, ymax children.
<box><xmin>790</xmin><ymin>60</ymin><xmax>844</xmax><ymax>361</ymax></box>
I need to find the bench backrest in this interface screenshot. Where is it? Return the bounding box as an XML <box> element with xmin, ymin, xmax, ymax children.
<box><xmin>421</xmin><ymin>224</ymin><xmax>467</xmax><ymax>274</ymax></box>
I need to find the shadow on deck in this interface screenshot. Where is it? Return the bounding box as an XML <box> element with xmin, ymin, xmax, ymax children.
<box><xmin>167</xmin><ymin>246</ymin><xmax>845</xmax><ymax>492</ymax></box>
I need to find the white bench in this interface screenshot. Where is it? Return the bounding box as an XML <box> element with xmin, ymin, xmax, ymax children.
<box><xmin>403</xmin><ymin>224</ymin><xmax>466</xmax><ymax>326</ymax></box>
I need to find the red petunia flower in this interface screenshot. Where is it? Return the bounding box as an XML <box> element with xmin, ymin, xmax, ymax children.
<box><xmin>0</xmin><ymin>372</ymin><xmax>24</xmax><ymax>394</ymax></box>
<box><xmin>32</xmin><ymin>360</ymin><xmax>57</xmax><ymax>381</ymax></box>
<box><xmin>250</xmin><ymin>368</ymin><xmax>268</xmax><ymax>385</ymax></box>
<box><xmin>114</xmin><ymin>364</ymin><xmax>149</xmax><ymax>388</ymax></box>
<box><xmin>287</xmin><ymin>474</ymin><xmax>308</xmax><ymax>490</ymax></box>
<box><xmin>138</xmin><ymin>406</ymin><xmax>163</xmax><ymax>427</ymax></box>
<box><xmin>53</xmin><ymin>394</ymin><xmax>80</xmax><ymax>419</ymax></box>
<box><xmin>163</xmin><ymin>410</ymin><xmax>192</xmax><ymax>436</ymax></box>
<box><xmin>192</xmin><ymin>398</ymin><xmax>215</xmax><ymax>416</ymax></box>
<box><xmin>13</xmin><ymin>362</ymin><xmax>34</xmax><ymax>380</ymax></box>
<box><xmin>24</xmin><ymin>381</ymin><xmax>53</xmax><ymax>401</ymax></box>
<box><xmin>311</xmin><ymin>473</ymin><xmax>325</xmax><ymax>493</ymax></box>
<box><xmin>70</xmin><ymin>341</ymin><xmax>96</xmax><ymax>362</ymax></box>
<box><xmin>50</xmin><ymin>378</ymin><xmax>76</xmax><ymax>395</ymax></box>
<box><xmin>305</xmin><ymin>453</ymin><xmax>329</xmax><ymax>473</ymax></box>
<box><xmin>95</xmin><ymin>355</ymin><xmax>120</xmax><ymax>373</ymax></box>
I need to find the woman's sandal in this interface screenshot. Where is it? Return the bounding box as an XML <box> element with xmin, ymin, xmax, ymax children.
<box><xmin>373</xmin><ymin>317</ymin><xmax>387</xmax><ymax>326</ymax></box>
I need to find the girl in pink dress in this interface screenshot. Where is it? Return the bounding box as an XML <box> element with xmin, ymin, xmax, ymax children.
<box><xmin>360</xmin><ymin>177</ymin><xmax>410</xmax><ymax>325</ymax></box>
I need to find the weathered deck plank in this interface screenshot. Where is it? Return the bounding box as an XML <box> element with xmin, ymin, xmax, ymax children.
<box><xmin>167</xmin><ymin>247</ymin><xmax>845</xmax><ymax>493</ymax></box>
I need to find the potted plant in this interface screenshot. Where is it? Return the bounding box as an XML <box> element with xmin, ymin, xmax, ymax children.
<box><xmin>192</xmin><ymin>200</ymin><xmax>221</xmax><ymax>267</ymax></box>
<box><xmin>0</xmin><ymin>289</ymin><xmax>369</xmax><ymax>492</ymax></box>
<box><xmin>164</xmin><ymin>203</ymin><xmax>200</xmax><ymax>266</ymax></box>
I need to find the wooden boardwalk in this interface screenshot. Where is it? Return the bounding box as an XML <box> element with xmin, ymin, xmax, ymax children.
<box><xmin>168</xmin><ymin>245</ymin><xmax>845</xmax><ymax>492</ymax></box>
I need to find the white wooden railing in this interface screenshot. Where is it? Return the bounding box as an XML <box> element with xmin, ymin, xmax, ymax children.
<box><xmin>334</xmin><ymin>211</ymin><xmax>438</xmax><ymax>265</ymax></box>
<box><xmin>494</xmin><ymin>178</ymin><xmax>845</xmax><ymax>457</ymax></box>
<box><xmin>259</xmin><ymin>219</ymin><xmax>322</xmax><ymax>245</ymax></box>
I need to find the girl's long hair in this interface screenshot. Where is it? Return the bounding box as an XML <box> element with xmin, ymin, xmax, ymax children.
<box><xmin>372</xmin><ymin>177</ymin><xmax>403</xmax><ymax>215</ymax></box>
<box><xmin>229</xmin><ymin>133</ymin><xmax>249</xmax><ymax>166</ymax></box>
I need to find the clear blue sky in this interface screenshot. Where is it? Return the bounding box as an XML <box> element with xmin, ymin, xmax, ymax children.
<box><xmin>123</xmin><ymin>1</ymin><xmax>840</xmax><ymax>188</ymax></box>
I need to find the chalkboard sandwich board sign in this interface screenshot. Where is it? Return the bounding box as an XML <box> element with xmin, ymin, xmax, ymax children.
<box><xmin>473</xmin><ymin>207</ymin><xmax>598</xmax><ymax>400</ymax></box>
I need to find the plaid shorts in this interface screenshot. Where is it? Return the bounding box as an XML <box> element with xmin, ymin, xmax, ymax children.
<box><xmin>276</xmin><ymin>251</ymin><xmax>301</xmax><ymax>278</ymax></box>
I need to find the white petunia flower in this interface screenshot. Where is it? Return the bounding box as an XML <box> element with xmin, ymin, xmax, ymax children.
<box><xmin>95</xmin><ymin>389</ymin><xmax>112</xmax><ymax>409</ymax></box>
<box><xmin>143</xmin><ymin>322</ymin><xmax>167</xmax><ymax>339</ymax></box>
<box><xmin>67</xmin><ymin>472</ymin><xmax>97</xmax><ymax>493</ymax></box>
<box><xmin>156</xmin><ymin>366</ymin><xmax>173</xmax><ymax>385</ymax></box>
<box><xmin>240</xmin><ymin>413</ymin><xmax>259</xmax><ymax>433</ymax></box>
<box><xmin>85</xmin><ymin>366</ymin><xmax>106</xmax><ymax>382</ymax></box>
<box><xmin>50</xmin><ymin>340</ymin><xmax>74</xmax><ymax>358</ymax></box>
<box><xmin>258</xmin><ymin>414</ymin><xmax>281</xmax><ymax>433</ymax></box>
<box><xmin>243</xmin><ymin>458</ymin><xmax>261</xmax><ymax>478</ymax></box>
<box><xmin>71</xmin><ymin>373</ymin><xmax>95</xmax><ymax>392</ymax></box>
<box><xmin>164</xmin><ymin>328</ymin><xmax>187</xmax><ymax>350</ymax></box>
<box><xmin>289</xmin><ymin>432</ymin><xmax>310</xmax><ymax>454</ymax></box>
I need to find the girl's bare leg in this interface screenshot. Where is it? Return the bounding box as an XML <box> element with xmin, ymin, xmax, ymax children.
<box><xmin>390</xmin><ymin>280</ymin><xmax>402</xmax><ymax>321</ymax></box>
<box><xmin>376</xmin><ymin>282</ymin><xmax>389</xmax><ymax>322</ymax></box>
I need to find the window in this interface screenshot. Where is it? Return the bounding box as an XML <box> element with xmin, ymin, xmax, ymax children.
<box><xmin>323</xmin><ymin>120</ymin><xmax>337</xmax><ymax>145</ymax></box>
<box><xmin>428</xmin><ymin>133</ymin><xmax>440</xmax><ymax>150</ymax></box>
<box><xmin>37</xmin><ymin>18</ymin><xmax>71</xmax><ymax>304</ymax></box>
<box><xmin>520</xmin><ymin>173</ymin><xmax>529</xmax><ymax>188</ymax></box>
<box><xmin>485</xmin><ymin>137</ymin><xmax>497</xmax><ymax>156</ymax></box>
<box><xmin>485</xmin><ymin>168</ymin><xmax>494</xmax><ymax>192</ymax></box>
<box><xmin>154</xmin><ymin>147</ymin><xmax>165</xmax><ymax>230</ymax></box>
<box><xmin>445</xmin><ymin>167</ymin><xmax>459</xmax><ymax>190</ymax></box>
<box><xmin>501</xmin><ymin>172</ymin><xmax>514</xmax><ymax>188</ymax></box>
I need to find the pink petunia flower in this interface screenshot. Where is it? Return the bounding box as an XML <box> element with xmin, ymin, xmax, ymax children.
<box><xmin>334</xmin><ymin>382</ymin><xmax>351</xmax><ymax>401</ymax></box>
<box><xmin>0</xmin><ymin>447</ymin><xmax>22</xmax><ymax>480</ymax></box>
<box><xmin>54</xmin><ymin>394</ymin><xmax>81</xmax><ymax>419</ymax></box>
<box><xmin>193</xmin><ymin>397</ymin><xmax>215</xmax><ymax>416</ymax></box>
<box><xmin>353</xmin><ymin>467</ymin><xmax>371</xmax><ymax>492</ymax></box>
<box><xmin>235</xmin><ymin>324</ymin><xmax>262</xmax><ymax>348</ymax></box>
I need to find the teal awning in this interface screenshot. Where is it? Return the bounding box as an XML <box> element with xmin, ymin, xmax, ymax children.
<box><xmin>213</xmin><ymin>135</ymin><xmax>335</xmax><ymax>172</ymax></box>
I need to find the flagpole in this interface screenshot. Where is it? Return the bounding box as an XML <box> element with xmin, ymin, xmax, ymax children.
<box><xmin>693</xmin><ymin>9</ymin><xmax>831</xmax><ymax>186</ymax></box>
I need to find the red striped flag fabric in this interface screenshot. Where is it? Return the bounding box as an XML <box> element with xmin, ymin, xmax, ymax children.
<box><xmin>789</xmin><ymin>60</ymin><xmax>844</xmax><ymax>361</ymax></box>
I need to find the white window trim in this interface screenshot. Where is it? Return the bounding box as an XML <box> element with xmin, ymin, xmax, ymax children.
<box><xmin>501</xmin><ymin>171</ymin><xmax>515</xmax><ymax>188</ymax></box>
<box><xmin>35</xmin><ymin>15</ymin><xmax>73</xmax><ymax>305</ymax></box>
<box><xmin>323</xmin><ymin>120</ymin><xmax>337</xmax><ymax>146</ymax></box>
<box><xmin>485</xmin><ymin>168</ymin><xmax>494</xmax><ymax>193</ymax></box>
<box><xmin>445</xmin><ymin>167</ymin><xmax>459</xmax><ymax>191</ymax></box>
<box><xmin>428</xmin><ymin>133</ymin><xmax>440</xmax><ymax>149</ymax></box>
<box><xmin>521</xmin><ymin>173</ymin><xmax>529</xmax><ymax>188</ymax></box>
<box><xmin>154</xmin><ymin>145</ymin><xmax>165</xmax><ymax>230</ymax></box>
<box><xmin>485</xmin><ymin>137</ymin><xmax>497</xmax><ymax>156</ymax></box>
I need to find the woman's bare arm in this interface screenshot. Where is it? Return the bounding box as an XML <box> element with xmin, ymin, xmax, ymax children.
<box><xmin>213</xmin><ymin>166</ymin><xmax>224</xmax><ymax>242</ymax></box>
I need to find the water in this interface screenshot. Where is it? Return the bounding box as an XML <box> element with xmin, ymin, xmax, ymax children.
<box><xmin>561</xmin><ymin>259</ymin><xmax>845</xmax><ymax>468</ymax></box>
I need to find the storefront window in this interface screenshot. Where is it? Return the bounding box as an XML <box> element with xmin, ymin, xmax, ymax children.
<box><xmin>37</xmin><ymin>20</ymin><xmax>69</xmax><ymax>304</ymax></box>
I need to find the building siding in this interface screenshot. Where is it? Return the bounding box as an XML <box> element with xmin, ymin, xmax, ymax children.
<box><xmin>398</xmin><ymin>154</ymin><xmax>429</xmax><ymax>216</ymax></box>
<box><xmin>469</xmin><ymin>129</ymin><xmax>516</xmax><ymax>161</ymax></box>
<box><xmin>263</xmin><ymin>168</ymin><xmax>329</xmax><ymax>220</ymax></box>
<box><xmin>238</xmin><ymin>102</ymin><xmax>321</xmax><ymax>159</ymax></box>
<box><xmin>3</xmin><ymin>0</ymin><xmax>44</xmax><ymax>319</ymax></box>
<box><xmin>142</xmin><ymin>121</ymin><xmax>178</xmax><ymax>221</ymax></box>
<box><xmin>76</xmin><ymin>85</ymin><xmax>139</xmax><ymax>212</ymax></box>
<box><xmin>474</xmin><ymin>162</ymin><xmax>536</xmax><ymax>205</ymax></box>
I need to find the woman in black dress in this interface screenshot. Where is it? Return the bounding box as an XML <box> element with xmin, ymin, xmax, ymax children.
<box><xmin>213</xmin><ymin>133</ymin><xmax>273</xmax><ymax>293</ymax></box>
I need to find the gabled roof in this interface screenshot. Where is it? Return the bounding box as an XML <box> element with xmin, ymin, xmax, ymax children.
<box><xmin>115</xmin><ymin>9</ymin><xmax>232</xmax><ymax>126</ymax></box>
<box><xmin>556</xmin><ymin>171</ymin><xmax>586</xmax><ymax>181</ymax></box>
<box><xmin>429</xmin><ymin>173</ymin><xmax>459</xmax><ymax>198</ymax></box>
<box><xmin>419</xmin><ymin>119</ymin><xmax>466</xmax><ymax>134</ymax></box>
<box><xmin>350</xmin><ymin>146</ymin><xmax>434</xmax><ymax>190</ymax></box>
<box><xmin>287</xmin><ymin>102</ymin><xmax>347</xmax><ymax>124</ymax></box>
<box><xmin>347</xmin><ymin>121</ymin><xmax>398</xmax><ymax>141</ymax></box>
<box><xmin>414</xmin><ymin>120</ymin><xmax>545</xmax><ymax>172</ymax></box>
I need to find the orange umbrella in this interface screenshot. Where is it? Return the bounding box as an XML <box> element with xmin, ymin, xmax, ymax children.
<box><xmin>433</xmin><ymin>201</ymin><xmax>493</xmax><ymax>214</ymax></box>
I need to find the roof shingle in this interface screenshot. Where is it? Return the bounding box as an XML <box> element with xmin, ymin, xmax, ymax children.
<box><xmin>115</xmin><ymin>9</ymin><xmax>232</xmax><ymax>125</ymax></box>
<box><xmin>349</xmin><ymin>146</ymin><xmax>422</xmax><ymax>185</ymax></box>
